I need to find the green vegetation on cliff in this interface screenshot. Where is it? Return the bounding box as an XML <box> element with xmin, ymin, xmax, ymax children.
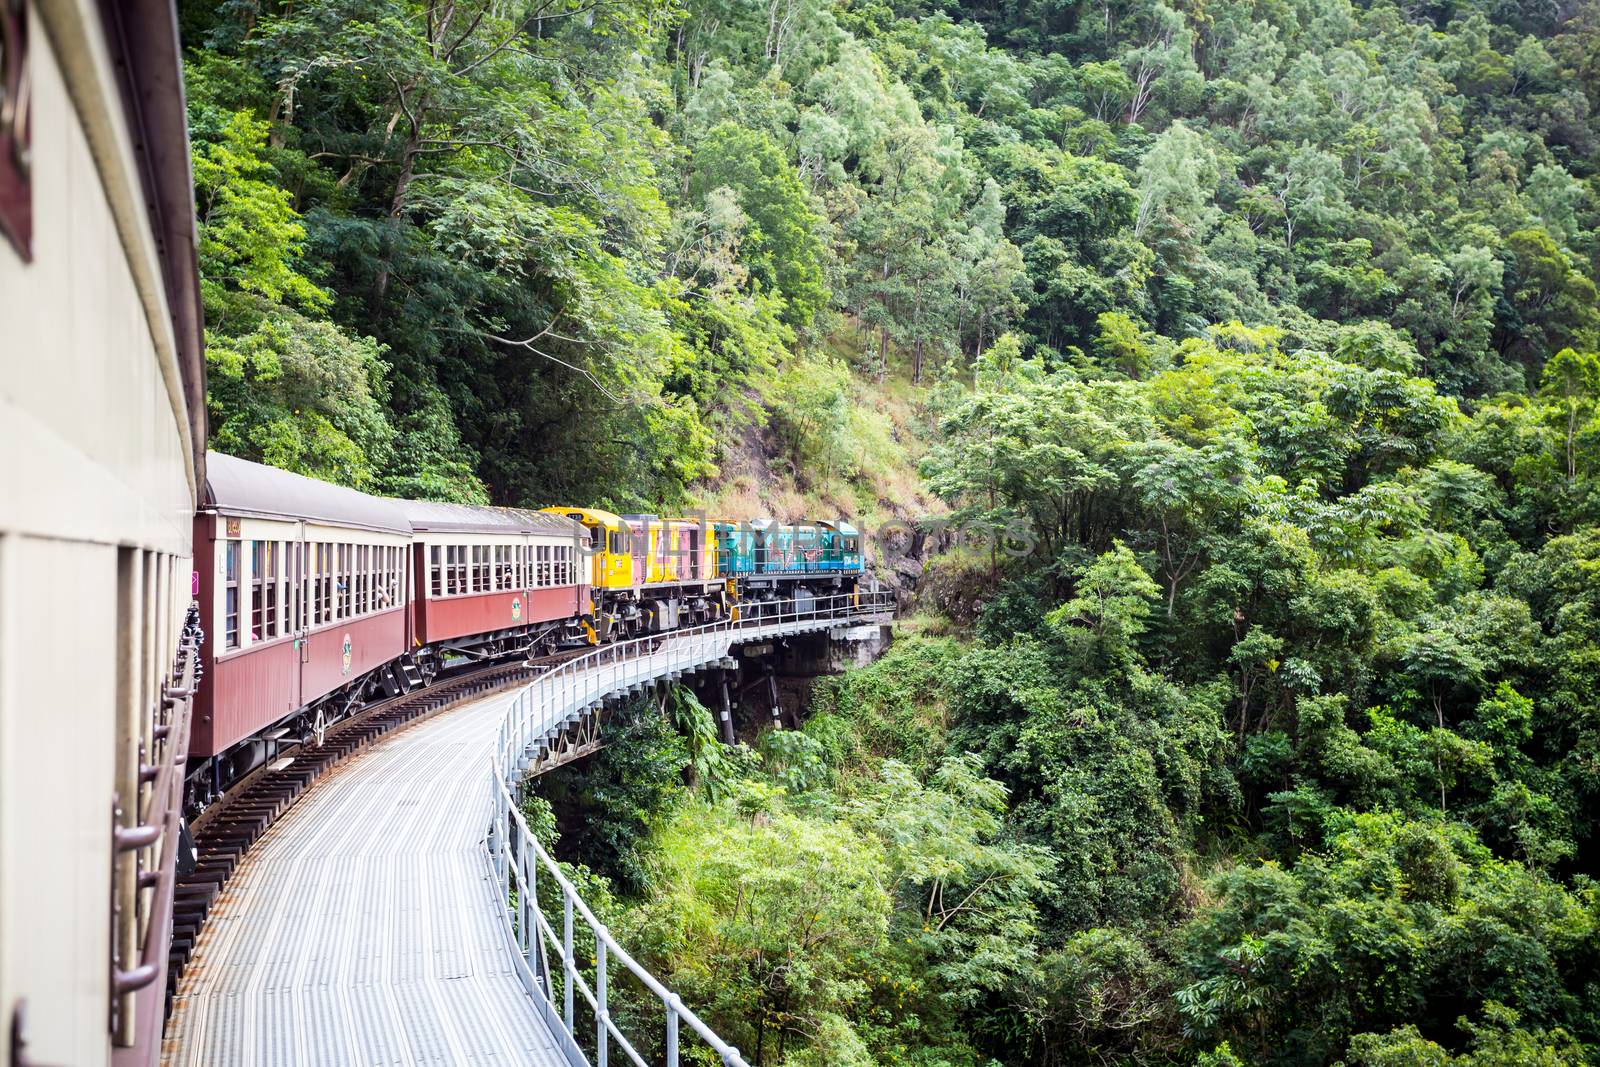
<box><xmin>182</xmin><ymin>0</ymin><xmax>1600</xmax><ymax>1061</ymax></box>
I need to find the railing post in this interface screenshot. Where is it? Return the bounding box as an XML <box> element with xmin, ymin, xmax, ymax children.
<box><xmin>596</xmin><ymin>939</ymin><xmax>609</xmax><ymax>1067</ymax></box>
<box><xmin>563</xmin><ymin>886</ymin><xmax>575</xmax><ymax>1032</ymax></box>
<box><xmin>517</xmin><ymin>837</ymin><xmax>530</xmax><ymax>956</ymax></box>
<box><xmin>666</xmin><ymin>995</ymin><xmax>680</xmax><ymax>1067</ymax></box>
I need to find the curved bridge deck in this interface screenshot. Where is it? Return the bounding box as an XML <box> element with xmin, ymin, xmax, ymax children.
<box><xmin>164</xmin><ymin>599</ymin><xmax>891</xmax><ymax>1067</ymax></box>
<box><xmin>163</xmin><ymin>687</ymin><xmax>564</xmax><ymax>1066</ymax></box>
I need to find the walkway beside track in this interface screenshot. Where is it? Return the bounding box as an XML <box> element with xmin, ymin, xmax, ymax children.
<box><xmin>164</xmin><ymin>597</ymin><xmax>893</xmax><ymax>1067</ymax></box>
<box><xmin>163</xmin><ymin>688</ymin><xmax>566</xmax><ymax>1067</ymax></box>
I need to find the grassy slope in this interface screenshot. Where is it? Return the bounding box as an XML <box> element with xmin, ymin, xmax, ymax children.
<box><xmin>690</xmin><ymin>332</ymin><xmax>945</xmax><ymax>534</ymax></box>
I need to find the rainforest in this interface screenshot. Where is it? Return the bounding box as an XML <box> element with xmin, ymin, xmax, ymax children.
<box><xmin>181</xmin><ymin>0</ymin><xmax>1600</xmax><ymax>1062</ymax></box>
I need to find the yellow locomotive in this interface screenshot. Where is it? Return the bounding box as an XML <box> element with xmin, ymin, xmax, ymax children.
<box><xmin>541</xmin><ymin>507</ymin><xmax>727</xmax><ymax>638</ymax></box>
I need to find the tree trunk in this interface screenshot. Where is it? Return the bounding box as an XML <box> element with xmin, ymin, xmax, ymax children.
<box><xmin>374</xmin><ymin>134</ymin><xmax>421</xmax><ymax>305</ymax></box>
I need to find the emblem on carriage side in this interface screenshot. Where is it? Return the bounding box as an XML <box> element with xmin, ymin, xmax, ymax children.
<box><xmin>511</xmin><ymin>596</ymin><xmax>523</xmax><ymax>621</ymax></box>
<box><xmin>341</xmin><ymin>634</ymin><xmax>352</xmax><ymax>675</ymax></box>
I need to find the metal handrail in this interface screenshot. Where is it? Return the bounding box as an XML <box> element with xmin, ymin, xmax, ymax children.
<box><xmin>111</xmin><ymin>602</ymin><xmax>201</xmax><ymax>1064</ymax></box>
<box><xmin>486</xmin><ymin>590</ymin><xmax>894</xmax><ymax>1067</ymax></box>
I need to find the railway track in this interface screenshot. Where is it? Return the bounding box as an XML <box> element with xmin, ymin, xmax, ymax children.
<box><xmin>164</xmin><ymin>651</ymin><xmax>583</xmax><ymax>1005</ymax></box>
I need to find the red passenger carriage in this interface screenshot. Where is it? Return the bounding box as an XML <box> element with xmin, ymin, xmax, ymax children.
<box><xmin>398</xmin><ymin>500</ymin><xmax>588</xmax><ymax>660</ymax></box>
<box><xmin>192</xmin><ymin>454</ymin><xmax>412</xmax><ymax>785</ymax></box>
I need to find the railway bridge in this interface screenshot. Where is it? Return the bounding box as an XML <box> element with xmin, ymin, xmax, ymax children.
<box><xmin>164</xmin><ymin>594</ymin><xmax>894</xmax><ymax>1067</ymax></box>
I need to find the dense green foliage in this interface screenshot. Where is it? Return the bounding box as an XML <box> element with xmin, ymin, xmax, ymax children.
<box><xmin>185</xmin><ymin>0</ymin><xmax>1600</xmax><ymax>1061</ymax></box>
<box><xmin>182</xmin><ymin>0</ymin><xmax>1600</xmax><ymax>507</ymax></box>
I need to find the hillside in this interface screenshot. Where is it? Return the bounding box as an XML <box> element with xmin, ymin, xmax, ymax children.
<box><xmin>181</xmin><ymin>0</ymin><xmax>1600</xmax><ymax>1063</ymax></box>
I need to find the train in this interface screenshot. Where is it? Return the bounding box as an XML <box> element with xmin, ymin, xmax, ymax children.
<box><xmin>0</xmin><ymin>2</ymin><xmax>206</xmax><ymax>1063</ymax></box>
<box><xmin>189</xmin><ymin>452</ymin><xmax>863</xmax><ymax>812</ymax></box>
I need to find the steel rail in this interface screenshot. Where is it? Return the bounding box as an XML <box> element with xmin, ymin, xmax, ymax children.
<box><xmin>487</xmin><ymin>590</ymin><xmax>894</xmax><ymax>1067</ymax></box>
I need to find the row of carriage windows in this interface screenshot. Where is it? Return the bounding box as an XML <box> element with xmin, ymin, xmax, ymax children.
<box><xmin>427</xmin><ymin>543</ymin><xmax>575</xmax><ymax>598</ymax></box>
<box><xmin>223</xmin><ymin>539</ymin><xmax>582</xmax><ymax>650</ymax></box>
<box><xmin>222</xmin><ymin>540</ymin><xmax>406</xmax><ymax>651</ymax></box>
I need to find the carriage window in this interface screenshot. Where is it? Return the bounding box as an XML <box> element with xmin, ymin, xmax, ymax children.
<box><xmin>251</xmin><ymin>540</ymin><xmax>280</xmax><ymax>640</ymax></box>
<box><xmin>266</xmin><ymin>542</ymin><xmax>280</xmax><ymax>636</ymax></box>
<box><xmin>327</xmin><ymin>542</ymin><xmax>337</xmax><ymax>620</ymax></box>
<box><xmin>224</xmin><ymin>539</ymin><xmax>240</xmax><ymax>649</ymax></box>
<box><xmin>317</xmin><ymin>543</ymin><xmax>330</xmax><ymax>625</ymax></box>
<box><xmin>289</xmin><ymin>542</ymin><xmax>302</xmax><ymax>632</ymax></box>
<box><xmin>250</xmin><ymin>541</ymin><xmax>264</xmax><ymax>643</ymax></box>
<box><xmin>311</xmin><ymin>543</ymin><xmax>323</xmax><ymax>625</ymax></box>
<box><xmin>473</xmin><ymin>545</ymin><xmax>489</xmax><ymax>592</ymax></box>
<box><xmin>335</xmin><ymin>544</ymin><xmax>347</xmax><ymax>618</ymax></box>
<box><xmin>327</xmin><ymin>543</ymin><xmax>339</xmax><ymax>621</ymax></box>
<box><xmin>430</xmin><ymin>545</ymin><xmax>443</xmax><ymax>597</ymax></box>
<box><xmin>310</xmin><ymin>543</ymin><xmax>321</xmax><ymax>625</ymax></box>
